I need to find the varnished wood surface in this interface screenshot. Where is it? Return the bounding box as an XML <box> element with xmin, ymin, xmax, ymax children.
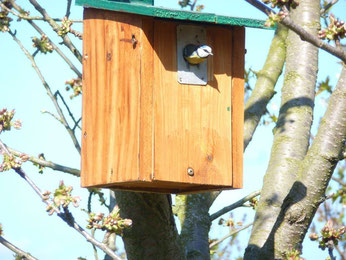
<box><xmin>82</xmin><ymin>9</ymin><xmax>142</xmax><ymax>186</ymax></box>
<box><xmin>153</xmin><ymin>21</ymin><xmax>233</xmax><ymax>186</ymax></box>
<box><xmin>81</xmin><ymin>8</ymin><xmax>244</xmax><ymax>193</ymax></box>
<box><xmin>231</xmin><ymin>26</ymin><xmax>245</xmax><ymax>188</ymax></box>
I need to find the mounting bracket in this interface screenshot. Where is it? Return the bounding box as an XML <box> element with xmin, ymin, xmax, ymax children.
<box><xmin>177</xmin><ymin>25</ymin><xmax>208</xmax><ymax>85</ymax></box>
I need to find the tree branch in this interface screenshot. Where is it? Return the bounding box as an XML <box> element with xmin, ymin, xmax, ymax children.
<box><xmin>28</xmin><ymin>21</ymin><xmax>82</xmax><ymax>77</ymax></box>
<box><xmin>331</xmin><ymin>176</ymin><xmax>346</xmax><ymax>186</ymax></box>
<box><xmin>272</xmin><ymin>66</ymin><xmax>346</xmax><ymax>257</ymax></box>
<box><xmin>6</xmin><ymin>145</ymin><xmax>80</xmax><ymax>177</ymax></box>
<box><xmin>0</xmin><ymin>140</ymin><xmax>121</xmax><ymax>260</ymax></box>
<box><xmin>65</xmin><ymin>0</ymin><xmax>72</xmax><ymax>18</ymax></box>
<box><xmin>209</xmin><ymin>222</ymin><xmax>253</xmax><ymax>249</ymax></box>
<box><xmin>210</xmin><ymin>190</ymin><xmax>261</xmax><ymax>221</ymax></box>
<box><xmin>8</xmin><ymin>1</ymin><xmax>82</xmax><ymax>77</ymax></box>
<box><xmin>281</xmin><ymin>13</ymin><xmax>346</xmax><ymax>63</ymax></box>
<box><xmin>244</xmin><ymin>24</ymin><xmax>288</xmax><ymax>149</ymax></box>
<box><xmin>174</xmin><ymin>192</ymin><xmax>220</xmax><ymax>258</ymax></box>
<box><xmin>41</xmin><ymin>110</ymin><xmax>62</xmax><ymax>123</ymax></box>
<box><xmin>55</xmin><ymin>91</ymin><xmax>82</xmax><ymax>131</ymax></box>
<box><xmin>28</xmin><ymin>0</ymin><xmax>82</xmax><ymax>63</ymax></box>
<box><xmin>0</xmin><ymin>2</ymin><xmax>82</xmax><ymax>22</ymax></box>
<box><xmin>321</xmin><ymin>0</ymin><xmax>339</xmax><ymax>15</ymax></box>
<box><xmin>245</xmin><ymin>0</ymin><xmax>320</xmax><ymax>257</ymax></box>
<box><xmin>8</xmin><ymin>30</ymin><xmax>81</xmax><ymax>154</ymax></box>
<box><xmin>244</xmin><ymin>0</ymin><xmax>346</xmax><ymax>63</ymax></box>
<box><xmin>334</xmin><ymin>243</ymin><xmax>346</xmax><ymax>260</ymax></box>
<box><xmin>0</xmin><ymin>236</ymin><xmax>37</xmax><ymax>260</ymax></box>
<box><xmin>244</xmin><ymin>0</ymin><xmax>272</xmax><ymax>14</ymax></box>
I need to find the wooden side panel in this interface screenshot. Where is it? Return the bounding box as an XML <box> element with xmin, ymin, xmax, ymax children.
<box><xmin>138</xmin><ymin>17</ymin><xmax>154</xmax><ymax>181</ymax></box>
<box><xmin>153</xmin><ymin>21</ymin><xmax>233</xmax><ymax>186</ymax></box>
<box><xmin>81</xmin><ymin>9</ymin><xmax>142</xmax><ymax>186</ymax></box>
<box><xmin>231</xmin><ymin>27</ymin><xmax>245</xmax><ymax>188</ymax></box>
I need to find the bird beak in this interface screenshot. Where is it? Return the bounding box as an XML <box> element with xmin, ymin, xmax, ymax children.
<box><xmin>209</xmin><ymin>52</ymin><xmax>213</xmax><ymax>56</ymax></box>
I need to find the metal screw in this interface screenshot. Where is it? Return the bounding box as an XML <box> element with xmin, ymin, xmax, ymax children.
<box><xmin>187</xmin><ymin>167</ymin><xmax>194</xmax><ymax>176</ymax></box>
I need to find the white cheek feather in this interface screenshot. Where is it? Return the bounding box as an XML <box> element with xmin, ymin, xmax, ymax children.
<box><xmin>197</xmin><ymin>48</ymin><xmax>209</xmax><ymax>58</ymax></box>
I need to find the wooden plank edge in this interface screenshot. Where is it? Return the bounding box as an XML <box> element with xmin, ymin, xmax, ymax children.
<box><xmin>231</xmin><ymin>26</ymin><xmax>245</xmax><ymax>189</ymax></box>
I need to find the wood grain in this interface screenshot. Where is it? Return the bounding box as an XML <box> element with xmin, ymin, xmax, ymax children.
<box><xmin>153</xmin><ymin>21</ymin><xmax>233</xmax><ymax>186</ymax></box>
<box><xmin>231</xmin><ymin>26</ymin><xmax>245</xmax><ymax>188</ymax></box>
<box><xmin>82</xmin><ymin>9</ymin><xmax>142</xmax><ymax>186</ymax></box>
<box><xmin>81</xmin><ymin>9</ymin><xmax>244</xmax><ymax>192</ymax></box>
<box><xmin>138</xmin><ymin>17</ymin><xmax>154</xmax><ymax>181</ymax></box>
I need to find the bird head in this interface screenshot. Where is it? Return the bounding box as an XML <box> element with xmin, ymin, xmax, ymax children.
<box><xmin>196</xmin><ymin>45</ymin><xmax>213</xmax><ymax>58</ymax></box>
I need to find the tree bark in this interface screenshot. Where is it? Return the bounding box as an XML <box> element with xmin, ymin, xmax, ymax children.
<box><xmin>245</xmin><ymin>0</ymin><xmax>320</xmax><ymax>258</ymax></box>
<box><xmin>244</xmin><ymin>24</ymin><xmax>288</xmax><ymax>149</ymax></box>
<box><xmin>273</xmin><ymin>66</ymin><xmax>346</xmax><ymax>257</ymax></box>
<box><xmin>114</xmin><ymin>191</ymin><xmax>185</xmax><ymax>260</ymax></box>
<box><xmin>175</xmin><ymin>192</ymin><xmax>219</xmax><ymax>260</ymax></box>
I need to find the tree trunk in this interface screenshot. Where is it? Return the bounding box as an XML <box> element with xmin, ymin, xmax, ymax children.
<box><xmin>175</xmin><ymin>192</ymin><xmax>219</xmax><ymax>260</ymax></box>
<box><xmin>114</xmin><ymin>191</ymin><xmax>185</xmax><ymax>260</ymax></box>
<box><xmin>245</xmin><ymin>0</ymin><xmax>320</xmax><ymax>258</ymax></box>
<box><xmin>244</xmin><ymin>24</ymin><xmax>288</xmax><ymax>149</ymax></box>
<box><xmin>272</xmin><ymin>66</ymin><xmax>346</xmax><ymax>257</ymax></box>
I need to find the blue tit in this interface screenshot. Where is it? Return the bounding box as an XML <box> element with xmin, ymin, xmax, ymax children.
<box><xmin>183</xmin><ymin>44</ymin><xmax>213</xmax><ymax>65</ymax></box>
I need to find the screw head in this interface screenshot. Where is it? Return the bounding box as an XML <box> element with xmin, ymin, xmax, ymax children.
<box><xmin>187</xmin><ymin>167</ymin><xmax>194</xmax><ymax>176</ymax></box>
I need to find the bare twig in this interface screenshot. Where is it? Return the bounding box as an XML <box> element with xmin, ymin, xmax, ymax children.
<box><xmin>0</xmin><ymin>140</ymin><xmax>121</xmax><ymax>260</ymax></box>
<box><xmin>209</xmin><ymin>223</ymin><xmax>253</xmax><ymax>248</ymax></box>
<box><xmin>6</xmin><ymin>146</ymin><xmax>80</xmax><ymax>177</ymax></box>
<box><xmin>55</xmin><ymin>91</ymin><xmax>82</xmax><ymax>131</ymax></box>
<box><xmin>190</xmin><ymin>0</ymin><xmax>197</xmax><ymax>11</ymax></box>
<box><xmin>41</xmin><ymin>110</ymin><xmax>62</xmax><ymax>123</ymax></box>
<box><xmin>69</xmin><ymin>28</ymin><xmax>83</xmax><ymax>39</ymax></box>
<box><xmin>65</xmin><ymin>0</ymin><xmax>72</xmax><ymax>18</ymax></box>
<box><xmin>210</xmin><ymin>190</ymin><xmax>261</xmax><ymax>221</ymax></box>
<box><xmin>8</xmin><ymin>30</ymin><xmax>81</xmax><ymax>154</ymax></box>
<box><xmin>73</xmin><ymin>118</ymin><xmax>82</xmax><ymax>132</ymax></box>
<box><xmin>8</xmin><ymin>1</ymin><xmax>82</xmax><ymax>77</ymax></box>
<box><xmin>244</xmin><ymin>0</ymin><xmax>272</xmax><ymax>14</ymax></box>
<box><xmin>28</xmin><ymin>20</ymin><xmax>82</xmax><ymax>77</ymax></box>
<box><xmin>0</xmin><ymin>236</ymin><xmax>37</xmax><ymax>260</ymax></box>
<box><xmin>27</xmin><ymin>0</ymin><xmax>82</xmax><ymax>62</ymax></box>
<box><xmin>0</xmin><ymin>2</ymin><xmax>82</xmax><ymax>22</ymax></box>
<box><xmin>334</xmin><ymin>243</ymin><xmax>346</xmax><ymax>260</ymax></box>
<box><xmin>244</xmin><ymin>0</ymin><xmax>346</xmax><ymax>63</ymax></box>
<box><xmin>328</xmin><ymin>247</ymin><xmax>336</xmax><ymax>260</ymax></box>
<box><xmin>91</xmin><ymin>229</ymin><xmax>100</xmax><ymax>260</ymax></box>
<box><xmin>321</xmin><ymin>0</ymin><xmax>339</xmax><ymax>15</ymax></box>
<box><xmin>332</xmin><ymin>176</ymin><xmax>346</xmax><ymax>186</ymax></box>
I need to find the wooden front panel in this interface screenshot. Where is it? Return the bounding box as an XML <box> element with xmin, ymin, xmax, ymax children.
<box><xmin>82</xmin><ymin>8</ymin><xmax>244</xmax><ymax>192</ymax></box>
<box><xmin>153</xmin><ymin>21</ymin><xmax>234</xmax><ymax>186</ymax></box>
<box><xmin>82</xmin><ymin>9</ymin><xmax>144</xmax><ymax>186</ymax></box>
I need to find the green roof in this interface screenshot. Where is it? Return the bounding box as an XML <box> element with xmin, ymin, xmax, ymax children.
<box><xmin>76</xmin><ymin>0</ymin><xmax>271</xmax><ymax>29</ymax></box>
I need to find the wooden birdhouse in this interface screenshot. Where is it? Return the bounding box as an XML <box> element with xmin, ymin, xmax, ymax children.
<box><xmin>77</xmin><ymin>0</ymin><xmax>267</xmax><ymax>193</ymax></box>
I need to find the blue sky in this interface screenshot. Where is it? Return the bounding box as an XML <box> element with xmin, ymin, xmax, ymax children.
<box><xmin>0</xmin><ymin>0</ymin><xmax>345</xmax><ymax>259</ymax></box>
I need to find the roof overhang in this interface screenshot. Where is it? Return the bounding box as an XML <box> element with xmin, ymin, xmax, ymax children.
<box><xmin>76</xmin><ymin>0</ymin><xmax>272</xmax><ymax>29</ymax></box>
